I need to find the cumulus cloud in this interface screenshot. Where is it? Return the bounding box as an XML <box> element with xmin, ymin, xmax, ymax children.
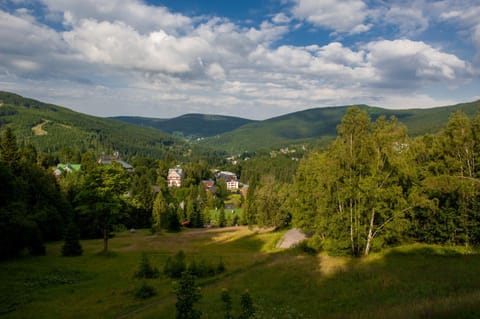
<box><xmin>384</xmin><ymin>6</ymin><xmax>429</xmax><ymax>36</ymax></box>
<box><xmin>291</xmin><ymin>0</ymin><xmax>372</xmax><ymax>34</ymax></box>
<box><xmin>365</xmin><ymin>39</ymin><xmax>471</xmax><ymax>87</ymax></box>
<box><xmin>41</xmin><ymin>0</ymin><xmax>192</xmax><ymax>35</ymax></box>
<box><xmin>63</xmin><ymin>19</ymin><xmax>209</xmax><ymax>75</ymax></box>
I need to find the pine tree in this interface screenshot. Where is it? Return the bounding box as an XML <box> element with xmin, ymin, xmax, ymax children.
<box><xmin>239</xmin><ymin>290</ymin><xmax>255</xmax><ymax>319</ymax></box>
<box><xmin>221</xmin><ymin>289</ymin><xmax>233</xmax><ymax>319</ymax></box>
<box><xmin>0</xmin><ymin>127</ymin><xmax>20</xmax><ymax>168</ymax></box>
<box><xmin>218</xmin><ymin>207</ymin><xmax>226</xmax><ymax>227</ymax></box>
<box><xmin>175</xmin><ymin>271</ymin><xmax>202</xmax><ymax>319</ymax></box>
<box><xmin>61</xmin><ymin>221</ymin><xmax>83</xmax><ymax>256</ymax></box>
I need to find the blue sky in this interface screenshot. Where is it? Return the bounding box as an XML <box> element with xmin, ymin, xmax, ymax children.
<box><xmin>1</xmin><ymin>0</ymin><xmax>479</xmax><ymax>119</ymax></box>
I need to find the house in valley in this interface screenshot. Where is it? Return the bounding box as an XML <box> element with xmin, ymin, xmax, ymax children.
<box><xmin>54</xmin><ymin>163</ymin><xmax>81</xmax><ymax>177</ymax></box>
<box><xmin>98</xmin><ymin>155</ymin><xmax>134</xmax><ymax>172</ymax></box>
<box><xmin>215</xmin><ymin>170</ymin><xmax>239</xmax><ymax>190</ymax></box>
<box><xmin>202</xmin><ymin>179</ymin><xmax>215</xmax><ymax>193</ymax></box>
<box><xmin>168</xmin><ymin>167</ymin><xmax>184</xmax><ymax>188</ymax></box>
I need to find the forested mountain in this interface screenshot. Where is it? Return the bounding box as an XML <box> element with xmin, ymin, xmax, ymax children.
<box><xmin>199</xmin><ymin>100</ymin><xmax>480</xmax><ymax>153</ymax></box>
<box><xmin>0</xmin><ymin>91</ymin><xmax>184</xmax><ymax>161</ymax></box>
<box><xmin>113</xmin><ymin>114</ymin><xmax>255</xmax><ymax>139</ymax></box>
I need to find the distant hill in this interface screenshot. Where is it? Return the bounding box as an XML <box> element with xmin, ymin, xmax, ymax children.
<box><xmin>113</xmin><ymin>114</ymin><xmax>255</xmax><ymax>138</ymax></box>
<box><xmin>3</xmin><ymin>91</ymin><xmax>479</xmax><ymax>157</ymax></box>
<box><xmin>198</xmin><ymin>100</ymin><xmax>480</xmax><ymax>153</ymax></box>
<box><xmin>0</xmin><ymin>91</ymin><xmax>182</xmax><ymax>159</ymax></box>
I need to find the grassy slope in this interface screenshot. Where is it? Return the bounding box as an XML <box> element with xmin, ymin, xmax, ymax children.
<box><xmin>1</xmin><ymin>227</ymin><xmax>479</xmax><ymax>319</ymax></box>
<box><xmin>200</xmin><ymin>100</ymin><xmax>480</xmax><ymax>153</ymax></box>
<box><xmin>0</xmin><ymin>91</ymin><xmax>181</xmax><ymax>158</ymax></box>
<box><xmin>113</xmin><ymin>114</ymin><xmax>255</xmax><ymax>138</ymax></box>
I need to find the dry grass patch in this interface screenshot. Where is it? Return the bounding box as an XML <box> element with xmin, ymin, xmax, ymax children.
<box><xmin>317</xmin><ymin>253</ymin><xmax>352</xmax><ymax>277</ymax></box>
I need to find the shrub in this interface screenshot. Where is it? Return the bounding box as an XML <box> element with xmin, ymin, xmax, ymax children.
<box><xmin>134</xmin><ymin>253</ymin><xmax>159</xmax><ymax>279</ymax></box>
<box><xmin>239</xmin><ymin>290</ymin><xmax>255</xmax><ymax>319</ymax></box>
<box><xmin>61</xmin><ymin>222</ymin><xmax>83</xmax><ymax>257</ymax></box>
<box><xmin>134</xmin><ymin>281</ymin><xmax>156</xmax><ymax>299</ymax></box>
<box><xmin>165</xmin><ymin>252</ymin><xmax>226</xmax><ymax>279</ymax></box>
<box><xmin>216</xmin><ymin>258</ymin><xmax>226</xmax><ymax>274</ymax></box>
<box><xmin>221</xmin><ymin>288</ymin><xmax>233</xmax><ymax>319</ymax></box>
<box><xmin>164</xmin><ymin>250</ymin><xmax>186</xmax><ymax>279</ymax></box>
<box><xmin>295</xmin><ymin>240</ymin><xmax>318</xmax><ymax>255</ymax></box>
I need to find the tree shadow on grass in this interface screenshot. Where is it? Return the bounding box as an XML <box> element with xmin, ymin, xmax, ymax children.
<box><xmin>310</xmin><ymin>246</ymin><xmax>480</xmax><ymax>319</ymax></box>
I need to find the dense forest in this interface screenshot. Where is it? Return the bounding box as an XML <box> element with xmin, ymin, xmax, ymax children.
<box><xmin>1</xmin><ymin>103</ymin><xmax>480</xmax><ymax>260</ymax></box>
<box><xmin>292</xmin><ymin>108</ymin><xmax>480</xmax><ymax>256</ymax></box>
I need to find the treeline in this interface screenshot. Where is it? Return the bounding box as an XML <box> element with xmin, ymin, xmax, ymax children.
<box><xmin>3</xmin><ymin>105</ymin><xmax>480</xmax><ymax>259</ymax></box>
<box><xmin>0</xmin><ymin>126</ymin><xmax>227</xmax><ymax>259</ymax></box>
<box><xmin>0</xmin><ymin>127</ymin><xmax>70</xmax><ymax>259</ymax></box>
<box><xmin>292</xmin><ymin>107</ymin><xmax>480</xmax><ymax>256</ymax></box>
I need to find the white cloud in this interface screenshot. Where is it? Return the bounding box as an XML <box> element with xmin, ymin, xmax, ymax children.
<box><xmin>272</xmin><ymin>13</ymin><xmax>292</xmax><ymax>24</ymax></box>
<box><xmin>41</xmin><ymin>0</ymin><xmax>192</xmax><ymax>35</ymax></box>
<box><xmin>385</xmin><ymin>6</ymin><xmax>429</xmax><ymax>36</ymax></box>
<box><xmin>291</xmin><ymin>0</ymin><xmax>371</xmax><ymax>34</ymax></box>
<box><xmin>206</xmin><ymin>63</ymin><xmax>226</xmax><ymax>81</ymax></box>
<box><xmin>63</xmin><ymin>19</ymin><xmax>209</xmax><ymax>74</ymax></box>
<box><xmin>365</xmin><ymin>39</ymin><xmax>471</xmax><ymax>87</ymax></box>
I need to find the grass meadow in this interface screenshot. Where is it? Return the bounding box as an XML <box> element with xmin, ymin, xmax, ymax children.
<box><xmin>1</xmin><ymin>226</ymin><xmax>480</xmax><ymax>319</ymax></box>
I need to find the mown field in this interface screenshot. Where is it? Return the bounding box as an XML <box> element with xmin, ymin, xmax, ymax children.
<box><xmin>1</xmin><ymin>227</ymin><xmax>480</xmax><ymax>319</ymax></box>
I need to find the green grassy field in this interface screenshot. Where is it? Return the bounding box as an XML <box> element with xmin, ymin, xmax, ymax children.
<box><xmin>1</xmin><ymin>227</ymin><xmax>480</xmax><ymax>319</ymax></box>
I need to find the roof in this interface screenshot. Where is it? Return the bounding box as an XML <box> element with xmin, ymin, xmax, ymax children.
<box><xmin>168</xmin><ymin>168</ymin><xmax>184</xmax><ymax>177</ymax></box>
<box><xmin>56</xmin><ymin>163</ymin><xmax>81</xmax><ymax>172</ymax></box>
<box><xmin>98</xmin><ymin>156</ymin><xmax>133</xmax><ymax>170</ymax></box>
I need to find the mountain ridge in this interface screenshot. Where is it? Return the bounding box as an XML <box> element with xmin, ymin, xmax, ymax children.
<box><xmin>3</xmin><ymin>91</ymin><xmax>480</xmax><ymax>155</ymax></box>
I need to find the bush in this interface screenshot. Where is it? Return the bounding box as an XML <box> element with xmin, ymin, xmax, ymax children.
<box><xmin>61</xmin><ymin>222</ymin><xmax>83</xmax><ymax>257</ymax></box>
<box><xmin>295</xmin><ymin>240</ymin><xmax>318</xmax><ymax>255</ymax></box>
<box><xmin>216</xmin><ymin>258</ymin><xmax>226</xmax><ymax>274</ymax></box>
<box><xmin>134</xmin><ymin>253</ymin><xmax>159</xmax><ymax>279</ymax></box>
<box><xmin>164</xmin><ymin>250</ymin><xmax>186</xmax><ymax>279</ymax></box>
<box><xmin>134</xmin><ymin>281</ymin><xmax>156</xmax><ymax>299</ymax></box>
<box><xmin>239</xmin><ymin>290</ymin><xmax>255</xmax><ymax>319</ymax></box>
<box><xmin>165</xmin><ymin>252</ymin><xmax>226</xmax><ymax>279</ymax></box>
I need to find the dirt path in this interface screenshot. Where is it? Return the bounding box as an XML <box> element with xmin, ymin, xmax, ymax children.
<box><xmin>276</xmin><ymin>228</ymin><xmax>307</xmax><ymax>248</ymax></box>
<box><xmin>32</xmin><ymin>119</ymin><xmax>49</xmax><ymax>136</ymax></box>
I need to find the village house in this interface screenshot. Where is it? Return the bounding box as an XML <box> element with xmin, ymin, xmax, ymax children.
<box><xmin>215</xmin><ymin>170</ymin><xmax>239</xmax><ymax>190</ymax></box>
<box><xmin>202</xmin><ymin>179</ymin><xmax>215</xmax><ymax>193</ymax></box>
<box><xmin>98</xmin><ymin>155</ymin><xmax>134</xmax><ymax>172</ymax></box>
<box><xmin>168</xmin><ymin>167</ymin><xmax>184</xmax><ymax>188</ymax></box>
<box><xmin>54</xmin><ymin>163</ymin><xmax>81</xmax><ymax>177</ymax></box>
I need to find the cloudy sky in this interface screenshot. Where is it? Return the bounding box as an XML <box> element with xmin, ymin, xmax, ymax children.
<box><xmin>1</xmin><ymin>0</ymin><xmax>479</xmax><ymax>119</ymax></box>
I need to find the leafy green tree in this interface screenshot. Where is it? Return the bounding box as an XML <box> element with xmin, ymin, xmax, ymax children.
<box><xmin>242</xmin><ymin>177</ymin><xmax>258</xmax><ymax>226</ymax></box>
<box><xmin>75</xmin><ymin>163</ymin><xmax>130</xmax><ymax>253</ymax></box>
<box><xmin>175</xmin><ymin>271</ymin><xmax>202</xmax><ymax>319</ymax></box>
<box><xmin>129</xmin><ymin>174</ymin><xmax>155</xmax><ymax>228</ymax></box>
<box><xmin>215</xmin><ymin>179</ymin><xmax>228</xmax><ymax>208</ymax></box>
<box><xmin>152</xmin><ymin>191</ymin><xmax>169</xmax><ymax>231</ymax></box>
<box><xmin>167</xmin><ymin>203</ymin><xmax>181</xmax><ymax>232</ymax></box>
<box><xmin>253</xmin><ymin>175</ymin><xmax>290</xmax><ymax>228</ymax></box>
<box><xmin>293</xmin><ymin>108</ymin><xmax>414</xmax><ymax>256</ymax></box>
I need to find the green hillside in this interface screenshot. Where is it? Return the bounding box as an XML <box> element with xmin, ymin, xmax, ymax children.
<box><xmin>113</xmin><ymin>113</ymin><xmax>255</xmax><ymax>138</ymax></box>
<box><xmin>0</xmin><ymin>91</ymin><xmax>182</xmax><ymax>159</ymax></box>
<box><xmin>200</xmin><ymin>100</ymin><xmax>480</xmax><ymax>153</ymax></box>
